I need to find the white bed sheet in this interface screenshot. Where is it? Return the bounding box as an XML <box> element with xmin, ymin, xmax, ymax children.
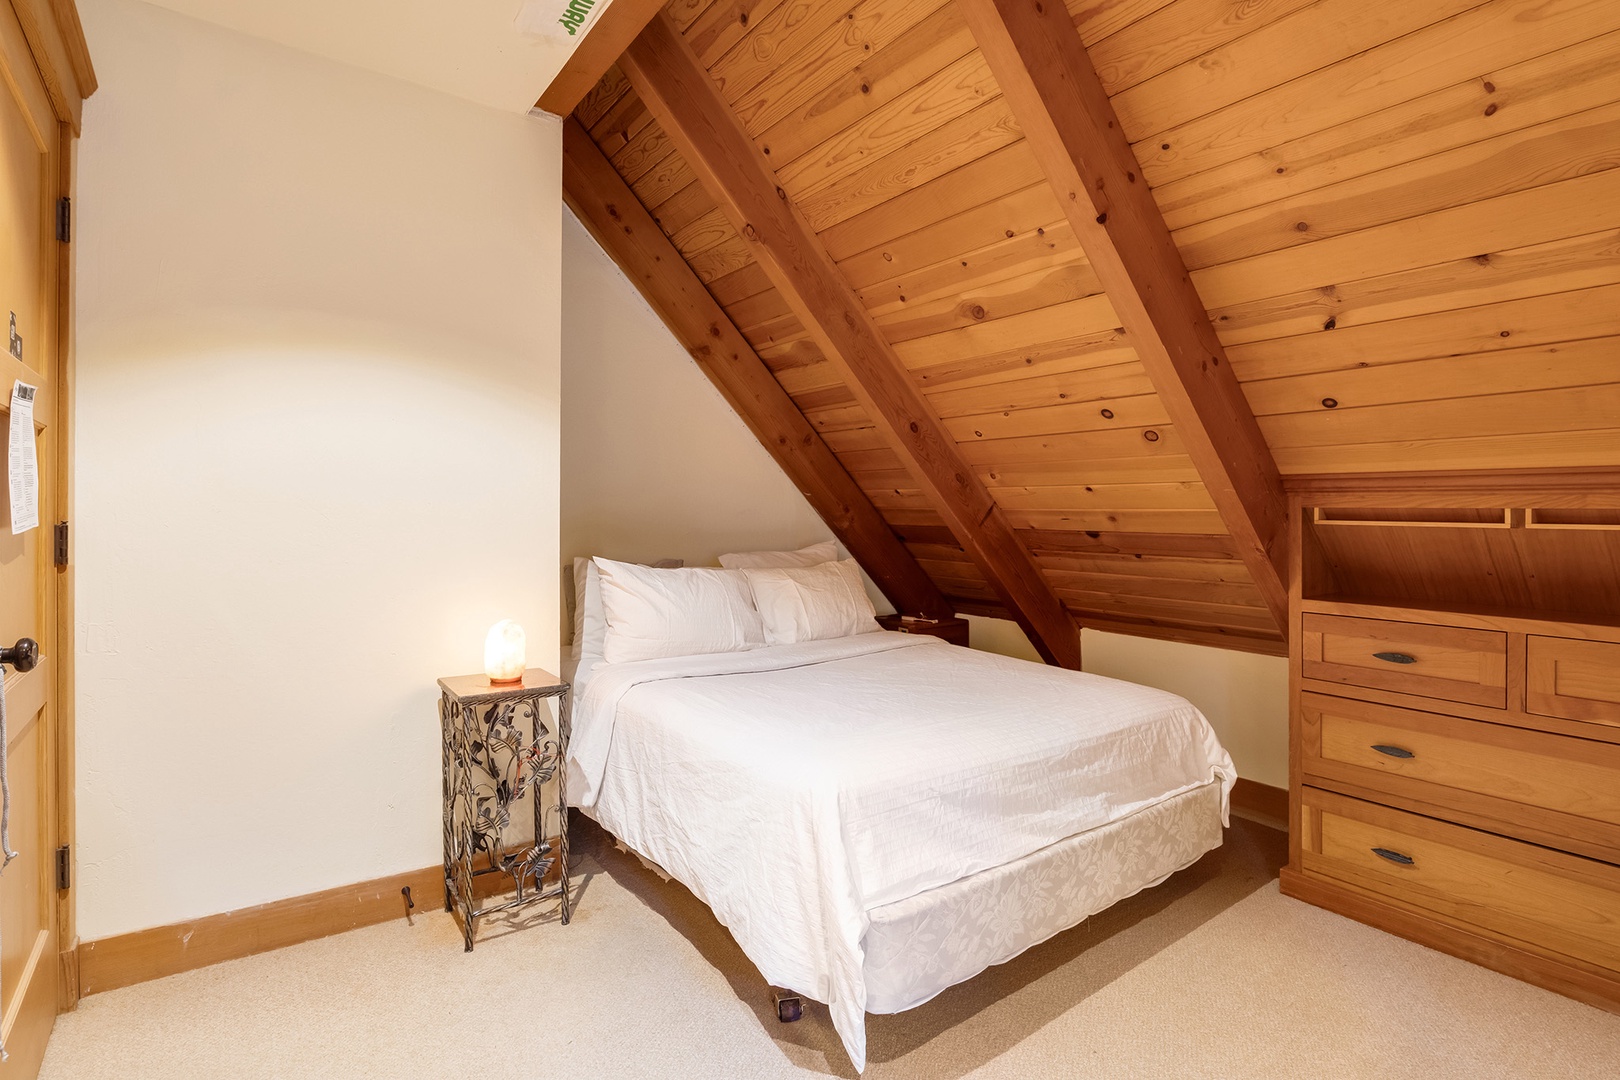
<box><xmin>569</xmin><ymin>633</ymin><xmax>1235</xmax><ymax>1070</ymax></box>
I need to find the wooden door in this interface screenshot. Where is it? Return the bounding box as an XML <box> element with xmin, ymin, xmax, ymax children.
<box><xmin>0</xmin><ymin>2</ymin><xmax>68</xmax><ymax>1075</ymax></box>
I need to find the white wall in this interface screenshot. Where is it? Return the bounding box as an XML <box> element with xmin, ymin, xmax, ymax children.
<box><xmin>74</xmin><ymin>0</ymin><xmax>562</xmax><ymax>942</ymax></box>
<box><xmin>560</xmin><ymin>210</ymin><xmax>838</xmax><ymax>594</ymax></box>
<box><xmin>966</xmin><ymin>617</ymin><xmax>1288</xmax><ymax>789</ymax></box>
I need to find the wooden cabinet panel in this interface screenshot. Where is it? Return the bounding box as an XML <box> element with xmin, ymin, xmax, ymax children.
<box><xmin>1528</xmin><ymin>636</ymin><xmax>1620</xmax><ymax>729</ymax></box>
<box><xmin>1302</xmin><ymin>614</ymin><xmax>1507</xmax><ymax>707</ymax></box>
<box><xmin>1301</xmin><ymin>693</ymin><xmax>1620</xmax><ymax>859</ymax></box>
<box><xmin>1301</xmin><ymin>789</ymin><xmax>1620</xmax><ymax>973</ymax></box>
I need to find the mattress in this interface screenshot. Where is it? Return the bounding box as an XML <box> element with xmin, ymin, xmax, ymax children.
<box><xmin>568</xmin><ymin>633</ymin><xmax>1235</xmax><ymax>1070</ymax></box>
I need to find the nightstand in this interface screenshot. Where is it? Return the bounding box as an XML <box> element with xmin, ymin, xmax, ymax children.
<box><xmin>437</xmin><ymin>668</ymin><xmax>572</xmax><ymax>951</ymax></box>
<box><xmin>876</xmin><ymin>613</ymin><xmax>970</xmax><ymax>646</ymax></box>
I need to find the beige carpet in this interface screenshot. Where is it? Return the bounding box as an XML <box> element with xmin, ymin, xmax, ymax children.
<box><xmin>41</xmin><ymin>819</ymin><xmax>1620</xmax><ymax>1078</ymax></box>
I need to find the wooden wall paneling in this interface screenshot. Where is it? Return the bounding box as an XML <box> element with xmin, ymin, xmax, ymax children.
<box><xmin>562</xmin><ymin>116</ymin><xmax>951</xmax><ymax>620</ymax></box>
<box><xmin>1210</xmin><ymin>228</ymin><xmax>1620</xmax><ymax>349</ymax></box>
<box><xmin>1134</xmin><ymin>0</ymin><xmax>1620</xmax><ymax>189</ymax></box>
<box><xmin>959</xmin><ymin>0</ymin><xmax>1289</xmax><ymax>629</ymax></box>
<box><xmin>1155</xmin><ymin>29</ymin><xmax>1620</xmax><ymax>232</ymax></box>
<box><xmin>621</xmin><ymin>11</ymin><xmax>1084</xmax><ymax>667</ymax></box>
<box><xmin>537</xmin><ymin>0</ymin><xmax>669</xmax><ymax>116</ymax></box>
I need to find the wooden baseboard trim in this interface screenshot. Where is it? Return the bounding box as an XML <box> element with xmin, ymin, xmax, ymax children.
<box><xmin>1280</xmin><ymin>866</ymin><xmax>1620</xmax><ymax>1014</ymax></box>
<box><xmin>78</xmin><ymin>858</ymin><xmax>556</xmax><ymax>997</ymax></box>
<box><xmin>1230</xmin><ymin>777</ymin><xmax>1288</xmax><ymax>830</ymax></box>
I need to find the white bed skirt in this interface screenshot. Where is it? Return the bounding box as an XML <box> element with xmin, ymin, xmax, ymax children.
<box><xmin>861</xmin><ymin>779</ymin><xmax>1226</xmax><ymax>1014</ymax></box>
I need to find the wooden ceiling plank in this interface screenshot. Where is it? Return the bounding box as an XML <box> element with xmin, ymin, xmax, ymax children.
<box><xmin>621</xmin><ymin>11</ymin><xmax>1085</xmax><ymax>667</ymax></box>
<box><xmin>754</xmin><ymin>0</ymin><xmax>977</xmax><ymax>164</ymax></box>
<box><xmin>561</xmin><ymin>116</ymin><xmax>951</xmax><ymax>621</ymax></box>
<box><xmin>959</xmin><ymin>0</ymin><xmax>1289</xmax><ymax>629</ymax></box>
<box><xmin>1021</xmin><ymin>528</ymin><xmax>1241</xmax><ymax>560</ymax></box>
<box><xmin>537</xmin><ymin>0</ymin><xmax>669</xmax><ymax>116</ymax></box>
<box><xmin>1175</xmin><ymin>103</ymin><xmax>1620</xmax><ymax>272</ymax></box>
<box><xmin>1155</xmin><ymin>29</ymin><xmax>1620</xmax><ymax>233</ymax></box>
<box><xmin>1212</xmin><ymin>227</ymin><xmax>1620</xmax><ymax>349</ymax></box>
<box><xmin>1134</xmin><ymin>0</ymin><xmax>1620</xmax><ymax>190</ymax></box>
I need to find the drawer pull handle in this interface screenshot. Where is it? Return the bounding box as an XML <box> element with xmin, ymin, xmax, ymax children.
<box><xmin>1372</xmin><ymin>847</ymin><xmax>1415</xmax><ymax>867</ymax></box>
<box><xmin>1371</xmin><ymin>744</ymin><xmax>1415</xmax><ymax>759</ymax></box>
<box><xmin>1373</xmin><ymin>651</ymin><xmax>1418</xmax><ymax>665</ymax></box>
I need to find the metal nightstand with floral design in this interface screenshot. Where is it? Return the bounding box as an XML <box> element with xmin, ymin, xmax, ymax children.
<box><xmin>437</xmin><ymin>669</ymin><xmax>572</xmax><ymax>951</ymax></box>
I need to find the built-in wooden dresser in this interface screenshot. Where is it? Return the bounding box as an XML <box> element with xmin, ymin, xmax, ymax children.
<box><xmin>1279</xmin><ymin>475</ymin><xmax>1620</xmax><ymax>1014</ymax></box>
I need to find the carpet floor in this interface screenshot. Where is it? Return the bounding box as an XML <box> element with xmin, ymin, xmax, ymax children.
<box><xmin>41</xmin><ymin>817</ymin><xmax>1620</xmax><ymax>1078</ymax></box>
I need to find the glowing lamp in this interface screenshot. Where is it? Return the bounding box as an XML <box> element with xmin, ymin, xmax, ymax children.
<box><xmin>483</xmin><ymin>620</ymin><xmax>526</xmax><ymax>684</ymax></box>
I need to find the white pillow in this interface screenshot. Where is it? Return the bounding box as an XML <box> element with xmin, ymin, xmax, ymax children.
<box><xmin>742</xmin><ymin>559</ymin><xmax>880</xmax><ymax>645</ymax></box>
<box><xmin>718</xmin><ymin>540</ymin><xmax>837</xmax><ymax>570</ymax></box>
<box><xmin>596</xmin><ymin>558</ymin><xmax>766</xmax><ymax>664</ymax></box>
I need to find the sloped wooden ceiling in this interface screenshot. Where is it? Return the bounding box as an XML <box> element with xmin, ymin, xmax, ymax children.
<box><xmin>556</xmin><ymin>0</ymin><xmax>1620</xmax><ymax>661</ymax></box>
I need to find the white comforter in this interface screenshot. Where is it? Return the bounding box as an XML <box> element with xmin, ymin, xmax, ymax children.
<box><xmin>568</xmin><ymin>633</ymin><xmax>1235</xmax><ymax>1070</ymax></box>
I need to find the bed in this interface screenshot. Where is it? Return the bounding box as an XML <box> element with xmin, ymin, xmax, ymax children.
<box><xmin>564</xmin><ymin>556</ymin><xmax>1235</xmax><ymax>1071</ymax></box>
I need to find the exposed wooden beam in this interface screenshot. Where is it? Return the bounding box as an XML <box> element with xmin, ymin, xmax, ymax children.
<box><xmin>535</xmin><ymin>0</ymin><xmax>666</xmax><ymax>117</ymax></box>
<box><xmin>561</xmin><ymin>117</ymin><xmax>953</xmax><ymax>621</ymax></box>
<box><xmin>620</xmin><ymin>13</ymin><xmax>1084</xmax><ymax>667</ymax></box>
<box><xmin>957</xmin><ymin>0</ymin><xmax>1290</xmax><ymax>630</ymax></box>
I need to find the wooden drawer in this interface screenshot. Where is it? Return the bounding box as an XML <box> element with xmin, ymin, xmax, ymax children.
<box><xmin>1301</xmin><ymin>614</ymin><xmax>1507</xmax><ymax>708</ymax></box>
<box><xmin>1300</xmin><ymin>788</ymin><xmax>1620</xmax><ymax>973</ymax></box>
<box><xmin>1528</xmin><ymin>636</ymin><xmax>1620</xmax><ymax>729</ymax></box>
<box><xmin>1301</xmin><ymin>693</ymin><xmax>1620</xmax><ymax>860</ymax></box>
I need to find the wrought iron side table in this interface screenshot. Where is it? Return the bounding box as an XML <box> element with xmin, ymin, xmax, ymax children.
<box><xmin>437</xmin><ymin>668</ymin><xmax>572</xmax><ymax>951</ymax></box>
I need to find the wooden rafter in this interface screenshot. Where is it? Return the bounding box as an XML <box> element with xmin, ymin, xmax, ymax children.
<box><xmin>957</xmin><ymin>0</ymin><xmax>1290</xmax><ymax>629</ymax></box>
<box><xmin>535</xmin><ymin>0</ymin><xmax>666</xmax><ymax>117</ymax></box>
<box><xmin>561</xmin><ymin>117</ymin><xmax>954</xmax><ymax>621</ymax></box>
<box><xmin>619</xmin><ymin>12</ymin><xmax>1085</xmax><ymax>668</ymax></box>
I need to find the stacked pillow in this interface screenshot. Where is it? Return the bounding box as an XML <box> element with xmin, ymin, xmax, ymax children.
<box><xmin>571</xmin><ymin>542</ymin><xmax>882</xmax><ymax>684</ymax></box>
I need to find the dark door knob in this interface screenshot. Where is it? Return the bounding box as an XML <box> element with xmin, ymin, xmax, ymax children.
<box><xmin>0</xmin><ymin>638</ymin><xmax>38</xmax><ymax>672</ymax></box>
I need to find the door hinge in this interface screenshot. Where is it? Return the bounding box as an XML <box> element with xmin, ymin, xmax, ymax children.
<box><xmin>54</xmin><ymin>521</ymin><xmax>68</xmax><ymax>567</ymax></box>
<box><xmin>56</xmin><ymin>196</ymin><xmax>71</xmax><ymax>243</ymax></box>
<box><xmin>55</xmin><ymin>845</ymin><xmax>70</xmax><ymax>891</ymax></box>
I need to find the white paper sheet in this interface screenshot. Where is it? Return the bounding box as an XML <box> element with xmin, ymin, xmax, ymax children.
<box><xmin>8</xmin><ymin>379</ymin><xmax>38</xmax><ymax>535</ymax></box>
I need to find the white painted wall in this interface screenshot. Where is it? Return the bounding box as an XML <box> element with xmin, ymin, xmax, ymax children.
<box><xmin>560</xmin><ymin>210</ymin><xmax>843</xmax><ymax>609</ymax></box>
<box><xmin>967</xmin><ymin>617</ymin><xmax>1288</xmax><ymax>789</ymax></box>
<box><xmin>74</xmin><ymin>0</ymin><xmax>562</xmax><ymax>941</ymax></box>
